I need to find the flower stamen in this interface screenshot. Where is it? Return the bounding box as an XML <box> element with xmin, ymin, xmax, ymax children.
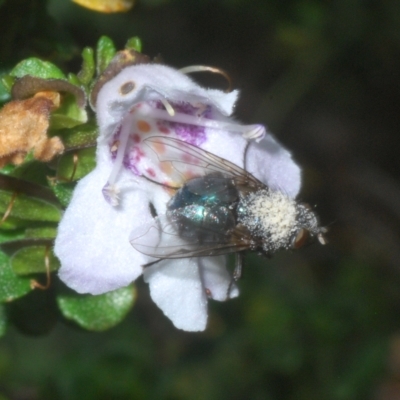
<box><xmin>103</xmin><ymin>112</ymin><xmax>135</xmax><ymax>206</ymax></box>
<box><xmin>139</xmin><ymin>106</ymin><xmax>266</xmax><ymax>141</ymax></box>
<box><xmin>179</xmin><ymin>65</ymin><xmax>232</xmax><ymax>92</ymax></box>
<box><xmin>159</xmin><ymin>97</ymin><xmax>175</xmax><ymax>117</ymax></box>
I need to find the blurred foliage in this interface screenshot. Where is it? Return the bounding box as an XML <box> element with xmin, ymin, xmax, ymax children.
<box><xmin>0</xmin><ymin>0</ymin><xmax>400</xmax><ymax>399</ymax></box>
<box><xmin>0</xmin><ymin>16</ymin><xmax>141</xmax><ymax>368</ymax></box>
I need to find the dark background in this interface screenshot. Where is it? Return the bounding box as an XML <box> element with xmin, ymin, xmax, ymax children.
<box><xmin>1</xmin><ymin>0</ymin><xmax>400</xmax><ymax>399</ymax></box>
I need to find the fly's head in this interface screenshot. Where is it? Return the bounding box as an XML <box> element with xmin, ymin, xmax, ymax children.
<box><xmin>291</xmin><ymin>203</ymin><xmax>327</xmax><ymax>249</ymax></box>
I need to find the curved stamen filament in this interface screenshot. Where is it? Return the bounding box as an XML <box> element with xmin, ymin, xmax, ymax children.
<box><xmin>179</xmin><ymin>65</ymin><xmax>232</xmax><ymax>92</ymax></box>
<box><xmin>159</xmin><ymin>97</ymin><xmax>175</xmax><ymax>116</ymax></box>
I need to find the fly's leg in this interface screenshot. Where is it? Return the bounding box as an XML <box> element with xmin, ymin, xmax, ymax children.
<box><xmin>143</xmin><ymin>258</ymin><xmax>163</xmax><ymax>268</ymax></box>
<box><xmin>227</xmin><ymin>251</ymin><xmax>244</xmax><ymax>299</ymax></box>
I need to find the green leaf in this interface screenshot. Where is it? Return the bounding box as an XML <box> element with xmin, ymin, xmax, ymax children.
<box><xmin>49</xmin><ymin>181</ymin><xmax>76</xmax><ymax>207</ymax></box>
<box><xmin>96</xmin><ymin>36</ymin><xmax>117</xmax><ymax>75</ymax></box>
<box><xmin>0</xmin><ymin>74</ymin><xmax>14</xmax><ymax>94</ymax></box>
<box><xmin>78</xmin><ymin>47</ymin><xmax>95</xmax><ymax>86</ymax></box>
<box><xmin>0</xmin><ymin>251</ymin><xmax>31</xmax><ymax>302</ymax></box>
<box><xmin>0</xmin><ymin>73</ymin><xmax>11</xmax><ymax>102</ymax></box>
<box><xmin>8</xmin><ymin>160</ymin><xmax>51</xmax><ymax>186</ymax></box>
<box><xmin>24</xmin><ymin>227</ymin><xmax>58</xmax><ymax>239</ymax></box>
<box><xmin>56</xmin><ymin>147</ymin><xmax>96</xmax><ymax>182</ymax></box>
<box><xmin>11</xmin><ymin>244</ymin><xmax>59</xmax><ymax>275</ymax></box>
<box><xmin>0</xmin><ymin>190</ymin><xmax>61</xmax><ymax>222</ymax></box>
<box><xmin>0</xmin><ymin>229</ymin><xmax>59</xmax><ymax>276</ymax></box>
<box><xmin>126</xmin><ymin>37</ymin><xmax>142</xmax><ymax>52</ymax></box>
<box><xmin>10</xmin><ymin>58</ymin><xmax>66</xmax><ymax>80</ymax></box>
<box><xmin>57</xmin><ymin>119</ymin><xmax>98</xmax><ymax>150</ymax></box>
<box><xmin>67</xmin><ymin>72</ymin><xmax>81</xmax><ymax>86</ymax></box>
<box><xmin>0</xmin><ymin>229</ymin><xmax>25</xmax><ymax>244</ymax></box>
<box><xmin>50</xmin><ymin>93</ymin><xmax>88</xmax><ymax>129</ymax></box>
<box><xmin>0</xmin><ymin>174</ymin><xmax>61</xmax><ymax>229</ymax></box>
<box><xmin>58</xmin><ymin>286</ymin><xmax>136</xmax><ymax>331</ymax></box>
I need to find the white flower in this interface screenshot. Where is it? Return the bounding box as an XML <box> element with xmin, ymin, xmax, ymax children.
<box><xmin>54</xmin><ymin>63</ymin><xmax>301</xmax><ymax>331</ymax></box>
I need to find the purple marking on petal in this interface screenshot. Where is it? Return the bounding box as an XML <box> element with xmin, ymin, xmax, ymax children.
<box><xmin>102</xmin><ymin>184</ymin><xmax>119</xmax><ymax>206</ymax></box>
<box><xmin>106</xmin><ymin>100</ymin><xmax>217</xmax><ymax>180</ymax></box>
<box><xmin>152</xmin><ymin>101</ymin><xmax>209</xmax><ymax>146</ymax></box>
<box><xmin>123</xmin><ymin>145</ymin><xmax>144</xmax><ymax>176</ymax></box>
<box><xmin>102</xmin><ymin>185</ymin><xmax>112</xmax><ymax>203</ymax></box>
<box><xmin>173</xmin><ymin>124</ymin><xmax>206</xmax><ymax>146</ymax></box>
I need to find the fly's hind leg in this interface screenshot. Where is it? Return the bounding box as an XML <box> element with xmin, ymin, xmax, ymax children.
<box><xmin>227</xmin><ymin>251</ymin><xmax>244</xmax><ymax>299</ymax></box>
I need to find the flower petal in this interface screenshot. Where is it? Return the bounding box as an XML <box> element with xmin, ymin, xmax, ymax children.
<box><xmin>96</xmin><ymin>64</ymin><xmax>239</xmax><ymax>142</ymax></box>
<box><xmin>199</xmin><ymin>256</ymin><xmax>239</xmax><ymax>301</ymax></box>
<box><xmin>246</xmin><ymin>133</ymin><xmax>301</xmax><ymax>198</ymax></box>
<box><xmin>55</xmin><ymin>58</ymin><xmax>305</xmax><ymax>333</ymax></box>
<box><xmin>55</xmin><ymin>161</ymin><xmax>156</xmax><ymax>295</ymax></box>
<box><xmin>143</xmin><ymin>258</ymin><xmax>208</xmax><ymax>331</ymax></box>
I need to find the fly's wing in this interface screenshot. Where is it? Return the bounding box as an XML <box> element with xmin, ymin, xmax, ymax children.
<box><xmin>141</xmin><ymin>136</ymin><xmax>264</xmax><ymax>193</ymax></box>
<box><xmin>130</xmin><ymin>213</ymin><xmax>252</xmax><ymax>259</ymax></box>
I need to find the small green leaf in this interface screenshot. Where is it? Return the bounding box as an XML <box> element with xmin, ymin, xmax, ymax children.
<box><xmin>78</xmin><ymin>47</ymin><xmax>95</xmax><ymax>86</ymax></box>
<box><xmin>56</xmin><ymin>147</ymin><xmax>96</xmax><ymax>182</ymax></box>
<box><xmin>58</xmin><ymin>286</ymin><xmax>136</xmax><ymax>331</ymax></box>
<box><xmin>49</xmin><ymin>181</ymin><xmax>76</xmax><ymax>207</ymax></box>
<box><xmin>0</xmin><ymin>229</ymin><xmax>25</xmax><ymax>244</ymax></box>
<box><xmin>67</xmin><ymin>73</ymin><xmax>81</xmax><ymax>86</ymax></box>
<box><xmin>125</xmin><ymin>37</ymin><xmax>142</xmax><ymax>52</ymax></box>
<box><xmin>50</xmin><ymin>94</ymin><xmax>88</xmax><ymax>129</ymax></box>
<box><xmin>0</xmin><ymin>175</ymin><xmax>61</xmax><ymax>229</ymax></box>
<box><xmin>11</xmin><ymin>245</ymin><xmax>59</xmax><ymax>275</ymax></box>
<box><xmin>57</xmin><ymin>120</ymin><xmax>98</xmax><ymax>150</ymax></box>
<box><xmin>8</xmin><ymin>160</ymin><xmax>51</xmax><ymax>186</ymax></box>
<box><xmin>0</xmin><ymin>174</ymin><xmax>60</xmax><ymax>205</ymax></box>
<box><xmin>10</xmin><ymin>58</ymin><xmax>66</xmax><ymax>80</ymax></box>
<box><xmin>96</xmin><ymin>36</ymin><xmax>117</xmax><ymax>75</ymax></box>
<box><xmin>0</xmin><ymin>75</ymin><xmax>15</xmax><ymax>94</ymax></box>
<box><xmin>24</xmin><ymin>227</ymin><xmax>57</xmax><ymax>239</ymax></box>
<box><xmin>0</xmin><ymin>217</ymin><xmax>30</xmax><ymax>230</ymax></box>
<box><xmin>0</xmin><ymin>191</ymin><xmax>61</xmax><ymax>222</ymax></box>
<box><xmin>0</xmin><ymin>74</ymin><xmax>11</xmax><ymax>102</ymax></box>
<box><xmin>0</xmin><ymin>251</ymin><xmax>31</xmax><ymax>302</ymax></box>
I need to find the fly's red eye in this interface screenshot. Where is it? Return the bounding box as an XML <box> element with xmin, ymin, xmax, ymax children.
<box><xmin>293</xmin><ymin>228</ymin><xmax>309</xmax><ymax>249</ymax></box>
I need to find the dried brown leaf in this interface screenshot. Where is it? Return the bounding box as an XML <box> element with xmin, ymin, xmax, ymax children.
<box><xmin>0</xmin><ymin>92</ymin><xmax>64</xmax><ymax>167</ymax></box>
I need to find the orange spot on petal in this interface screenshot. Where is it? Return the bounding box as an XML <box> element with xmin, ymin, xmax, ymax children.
<box><xmin>137</xmin><ymin>120</ymin><xmax>151</xmax><ymax>133</ymax></box>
